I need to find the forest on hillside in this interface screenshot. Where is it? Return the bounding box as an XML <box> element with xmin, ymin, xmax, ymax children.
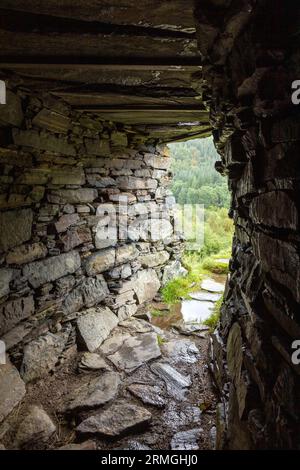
<box><xmin>168</xmin><ymin>137</ymin><xmax>230</xmax><ymax>208</ymax></box>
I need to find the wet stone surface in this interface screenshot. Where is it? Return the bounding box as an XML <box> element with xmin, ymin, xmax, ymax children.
<box><xmin>2</xmin><ymin>302</ymin><xmax>218</xmax><ymax>450</ymax></box>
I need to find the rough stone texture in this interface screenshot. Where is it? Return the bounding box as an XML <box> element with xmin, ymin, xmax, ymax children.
<box><xmin>21</xmin><ymin>328</ymin><xmax>71</xmax><ymax>382</ymax></box>
<box><xmin>76</xmin><ymin>402</ymin><xmax>152</xmax><ymax>437</ymax></box>
<box><xmin>6</xmin><ymin>243</ymin><xmax>47</xmax><ymax>265</ymax></box>
<box><xmin>127</xmin><ymin>383</ymin><xmax>166</xmax><ymax>408</ymax></box>
<box><xmin>85</xmin><ymin>249</ymin><xmax>116</xmax><ymax>276</ymax></box>
<box><xmin>14</xmin><ymin>406</ymin><xmax>56</xmax><ymax>449</ymax></box>
<box><xmin>194</xmin><ymin>0</ymin><xmax>300</xmax><ymax>449</ymax></box>
<box><xmin>0</xmin><ymin>296</ymin><xmax>34</xmax><ymax>336</ymax></box>
<box><xmin>171</xmin><ymin>428</ymin><xmax>202</xmax><ymax>450</ymax></box>
<box><xmin>133</xmin><ymin>269</ymin><xmax>161</xmax><ymax>304</ymax></box>
<box><xmin>23</xmin><ymin>251</ymin><xmax>81</xmax><ymax>288</ymax></box>
<box><xmin>0</xmin><ymin>359</ymin><xmax>26</xmax><ymax>423</ymax></box>
<box><xmin>0</xmin><ymin>209</ymin><xmax>33</xmax><ymax>252</ymax></box>
<box><xmin>77</xmin><ymin>307</ymin><xmax>119</xmax><ymax>352</ymax></box>
<box><xmin>63</xmin><ymin>372</ymin><xmax>120</xmax><ymax>412</ymax></box>
<box><xmin>107</xmin><ymin>332</ymin><xmax>161</xmax><ymax>372</ymax></box>
<box><xmin>162</xmin><ymin>260</ymin><xmax>187</xmax><ymax>285</ymax></box>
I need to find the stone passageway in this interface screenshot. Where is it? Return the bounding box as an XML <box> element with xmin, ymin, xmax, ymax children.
<box><xmin>1</xmin><ymin>276</ymin><xmax>223</xmax><ymax>450</ymax></box>
<box><xmin>1</xmin><ymin>0</ymin><xmax>300</xmax><ymax>451</ymax></box>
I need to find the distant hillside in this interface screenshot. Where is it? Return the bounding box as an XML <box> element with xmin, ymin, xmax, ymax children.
<box><xmin>168</xmin><ymin>137</ymin><xmax>230</xmax><ymax>208</ymax></box>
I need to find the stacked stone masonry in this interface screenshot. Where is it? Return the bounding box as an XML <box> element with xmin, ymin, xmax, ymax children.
<box><xmin>195</xmin><ymin>0</ymin><xmax>300</xmax><ymax>450</ymax></box>
<box><xmin>0</xmin><ymin>88</ymin><xmax>184</xmax><ymax>384</ymax></box>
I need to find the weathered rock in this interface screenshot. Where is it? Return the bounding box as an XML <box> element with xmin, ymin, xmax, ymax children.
<box><xmin>78</xmin><ymin>353</ymin><xmax>112</xmax><ymax>373</ymax></box>
<box><xmin>162</xmin><ymin>403</ymin><xmax>201</xmax><ymax>432</ymax></box>
<box><xmin>85</xmin><ymin>248</ymin><xmax>115</xmax><ymax>276</ymax></box>
<box><xmin>23</xmin><ymin>251</ymin><xmax>81</xmax><ymax>288</ymax></box>
<box><xmin>250</xmin><ymin>191</ymin><xmax>298</xmax><ymax>230</ymax></box>
<box><xmin>107</xmin><ymin>332</ymin><xmax>161</xmax><ymax>372</ymax></box>
<box><xmin>122</xmin><ymin>441</ymin><xmax>151</xmax><ymax>450</ymax></box>
<box><xmin>162</xmin><ymin>260</ymin><xmax>187</xmax><ymax>285</ymax></box>
<box><xmin>13</xmin><ymin>129</ymin><xmax>75</xmax><ymax>155</ymax></box>
<box><xmin>0</xmin><ymin>90</ymin><xmax>23</xmax><ymax>127</ymax></box>
<box><xmin>0</xmin><ymin>209</ymin><xmax>33</xmax><ymax>252</ymax></box>
<box><xmin>14</xmin><ymin>406</ymin><xmax>56</xmax><ymax>449</ymax></box>
<box><xmin>63</xmin><ymin>275</ymin><xmax>109</xmax><ymax>314</ymax></box>
<box><xmin>128</xmin><ymin>219</ymin><xmax>173</xmax><ymax>242</ymax></box>
<box><xmin>116</xmin><ymin>176</ymin><xmax>158</xmax><ymax>190</ymax></box>
<box><xmin>119</xmin><ymin>317</ymin><xmax>153</xmax><ymax>333</ymax></box>
<box><xmin>32</xmin><ymin>108</ymin><xmax>71</xmax><ymax>134</ymax></box>
<box><xmin>161</xmin><ymin>339</ymin><xmax>199</xmax><ymax>364</ymax></box>
<box><xmin>0</xmin><ymin>296</ymin><xmax>34</xmax><ymax>336</ymax></box>
<box><xmin>76</xmin><ymin>402</ymin><xmax>152</xmax><ymax>437</ymax></box>
<box><xmin>133</xmin><ymin>269</ymin><xmax>160</xmax><ymax>304</ymax></box>
<box><xmin>47</xmin><ymin>188</ymin><xmax>98</xmax><ymax>204</ymax></box>
<box><xmin>127</xmin><ymin>383</ymin><xmax>166</xmax><ymax>408</ymax></box>
<box><xmin>77</xmin><ymin>307</ymin><xmax>118</xmax><ymax>352</ymax></box>
<box><xmin>201</xmin><ymin>278</ymin><xmax>224</xmax><ymax>293</ymax></box>
<box><xmin>6</xmin><ymin>243</ymin><xmax>47</xmax><ymax>265</ymax></box>
<box><xmin>21</xmin><ymin>327</ymin><xmax>71</xmax><ymax>382</ymax></box>
<box><xmin>140</xmin><ymin>251</ymin><xmax>170</xmax><ymax>268</ymax></box>
<box><xmin>151</xmin><ymin>362</ymin><xmax>191</xmax><ymax>394</ymax></box>
<box><xmin>115</xmin><ymin>244</ymin><xmax>139</xmax><ymax>264</ymax></box>
<box><xmin>54</xmin><ymin>213</ymin><xmax>80</xmax><ymax>233</ymax></box>
<box><xmin>0</xmin><ymin>359</ymin><xmax>26</xmax><ymax>424</ymax></box>
<box><xmin>144</xmin><ymin>154</ymin><xmax>171</xmax><ymax>170</ymax></box>
<box><xmin>0</xmin><ymin>268</ymin><xmax>14</xmax><ymax>298</ymax></box>
<box><xmin>58</xmin><ymin>440</ymin><xmax>96</xmax><ymax>450</ymax></box>
<box><xmin>171</xmin><ymin>428</ymin><xmax>203</xmax><ymax>450</ymax></box>
<box><xmin>85</xmin><ymin>138</ymin><xmax>110</xmax><ymax>156</ymax></box>
<box><xmin>63</xmin><ymin>372</ymin><xmax>120</xmax><ymax>413</ymax></box>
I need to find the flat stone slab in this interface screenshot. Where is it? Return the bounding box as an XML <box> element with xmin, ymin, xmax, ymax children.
<box><xmin>171</xmin><ymin>428</ymin><xmax>203</xmax><ymax>450</ymax></box>
<box><xmin>151</xmin><ymin>362</ymin><xmax>191</xmax><ymax>396</ymax></box>
<box><xmin>127</xmin><ymin>383</ymin><xmax>166</xmax><ymax>408</ymax></box>
<box><xmin>201</xmin><ymin>278</ymin><xmax>224</xmax><ymax>293</ymax></box>
<box><xmin>107</xmin><ymin>332</ymin><xmax>161</xmax><ymax>373</ymax></box>
<box><xmin>76</xmin><ymin>402</ymin><xmax>152</xmax><ymax>437</ymax></box>
<box><xmin>0</xmin><ymin>359</ymin><xmax>26</xmax><ymax>424</ymax></box>
<box><xmin>63</xmin><ymin>372</ymin><xmax>120</xmax><ymax>413</ymax></box>
<box><xmin>119</xmin><ymin>317</ymin><xmax>153</xmax><ymax>333</ymax></box>
<box><xmin>58</xmin><ymin>440</ymin><xmax>96</xmax><ymax>450</ymax></box>
<box><xmin>78</xmin><ymin>353</ymin><xmax>112</xmax><ymax>373</ymax></box>
<box><xmin>77</xmin><ymin>307</ymin><xmax>118</xmax><ymax>352</ymax></box>
<box><xmin>161</xmin><ymin>339</ymin><xmax>199</xmax><ymax>365</ymax></box>
<box><xmin>163</xmin><ymin>403</ymin><xmax>201</xmax><ymax>432</ymax></box>
<box><xmin>189</xmin><ymin>291</ymin><xmax>222</xmax><ymax>302</ymax></box>
<box><xmin>100</xmin><ymin>331</ymin><xmax>131</xmax><ymax>356</ymax></box>
<box><xmin>173</xmin><ymin>320</ymin><xmax>209</xmax><ymax>336</ymax></box>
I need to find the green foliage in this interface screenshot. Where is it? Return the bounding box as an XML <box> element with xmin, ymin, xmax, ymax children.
<box><xmin>169</xmin><ymin>137</ymin><xmax>230</xmax><ymax>208</ymax></box>
<box><xmin>203</xmin><ymin>295</ymin><xmax>223</xmax><ymax>331</ymax></box>
<box><xmin>161</xmin><ymin>274</ymin><xmax>198</xmax><ymax>304</ymax></box>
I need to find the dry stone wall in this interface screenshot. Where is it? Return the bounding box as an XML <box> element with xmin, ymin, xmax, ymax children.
<box><xmin>0</xmin><ymin>86</ymin><xmax>184</xmax><ymax>384</ymax></box>
<box><xmin>195</xmin><ymin>0</ymin><xmax>300</xmax><ymax>450</ymax></box>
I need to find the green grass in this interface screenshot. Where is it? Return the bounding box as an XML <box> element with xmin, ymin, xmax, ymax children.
<box><xmin>203</xmin><ymin>295</ymin><xmax>223</xmax><ymax>331</ymax></box>
<box><xmin>161</xmin><ymin>206</ymin><xmax>233</xmax><ymax>306</ymax></box>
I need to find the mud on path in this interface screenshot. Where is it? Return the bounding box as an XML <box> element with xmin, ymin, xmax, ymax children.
<box><xmin>2</xmin><ymin>303</ymin><xmax>218</xmax><ymax>451</ymax></box>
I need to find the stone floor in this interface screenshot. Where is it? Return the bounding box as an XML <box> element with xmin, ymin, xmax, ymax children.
<box><xmin>0</xmin><ymin>304</ymin><xmax>218</xmax><ymax>450</ymax></box>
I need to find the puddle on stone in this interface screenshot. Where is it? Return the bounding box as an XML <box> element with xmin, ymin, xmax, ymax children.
<box><xmin>181</xmin><ymin>299</ymin><xmax>215</xmax><ymax>323</ymax></box>
<box><xmin>152</xmin><ymin>276</ymin><xmax>226</xmax><ymax>329</ymax></box>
